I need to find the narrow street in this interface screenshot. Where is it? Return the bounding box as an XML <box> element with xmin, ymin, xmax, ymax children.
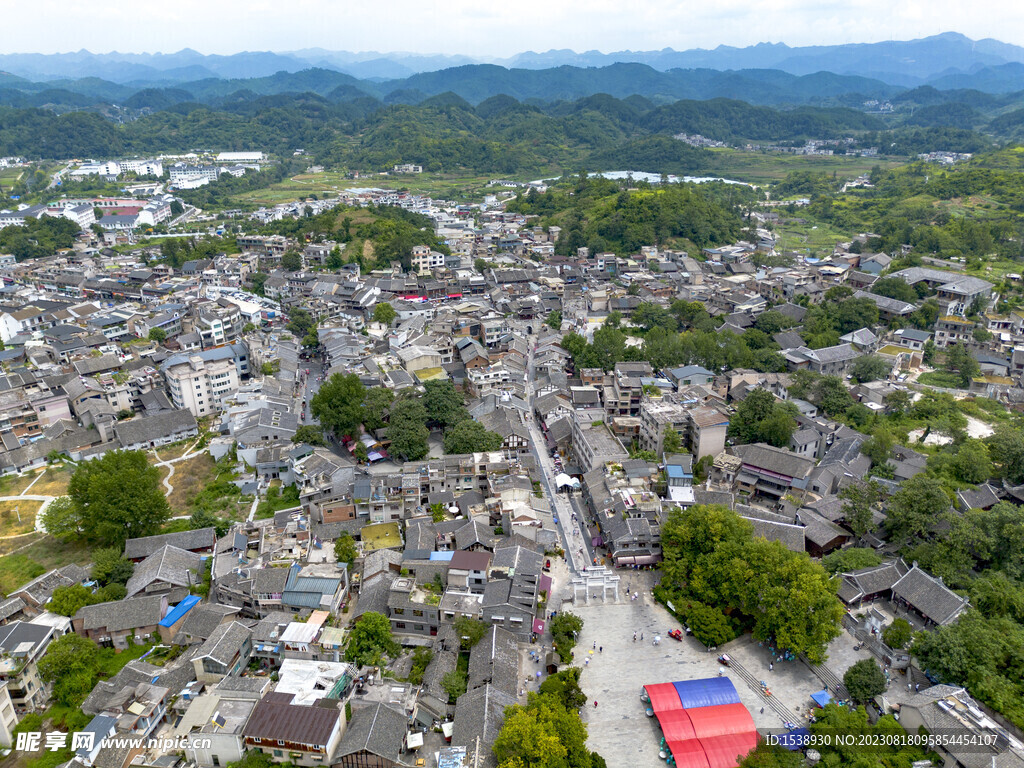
<box><xmin>525</xmin><ymin>336</ymin><xmax>595</xmax><ymax>575</ymax></box>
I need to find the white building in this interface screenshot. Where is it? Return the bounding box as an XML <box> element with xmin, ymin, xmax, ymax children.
<box><xmin>119</xmin><ymin>159</ymin><xmax>164</xmax><ymax>177</ymax></box>
<box><xmin>169</xmin><ymin>164</ymin><xmax>221</xmax><ymax>186</ymax></box>
<box><xmin>165</xmin><ymin>355</ymin><xmax>241</xmax><ymax>417</ymax></box>
<box><xmin>410</xmin><ymin>244</ymin><xmax>447</xmax><ymax>273</ymax></box>
<box><xmin>216</xmin><ymin>152</ymin><xmax>263</xmax><ymax>163</ymax></box>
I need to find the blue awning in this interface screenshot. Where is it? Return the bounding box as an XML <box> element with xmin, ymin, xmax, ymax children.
<box><xmin>810</xmin><ymin>689</ymin><xmax>832</xmax><ymax>708</ymax></box>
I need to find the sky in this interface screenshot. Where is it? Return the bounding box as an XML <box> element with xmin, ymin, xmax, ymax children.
<box><xmin>6</xmin><ymin>0</ymin><xmax>1024</xmax><ymax>56</ymax></box>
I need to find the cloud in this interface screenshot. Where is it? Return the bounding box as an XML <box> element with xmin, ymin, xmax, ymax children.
<box><xmin>7</xmin><ymin>0</ymin><xmax>1024</xmax><ymax>56</ymax></box>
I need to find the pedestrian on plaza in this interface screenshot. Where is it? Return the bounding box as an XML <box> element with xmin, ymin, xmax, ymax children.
<box><xmin>760</xmin><ymin>707</ymin><xmax>764</xmax><ymax>714</ymax></box>
<box><xmin>769</xmin><ymin>662</ymin><xmax>773</xmax><ymax>672</ymax></box>
<box><xmin>593</xmin><ymin>641</ymin><xmax>596</xmax><ymax>649</ymax></box>
<box><xmin>641</xmin><ymin>633</ymin><xmax>644</xmax><ymax>641</ymax></box>
<box><xmin>915</xmin><ymin>684</ymin><xmax>920</xmax><ymax>692</ymax></box>
<box><xmin>594</xmin><ymin>701</ymin><xmax>598</xmax><ymax>708</ymax></box>
<box><xmin>633</xmin><ymin>631</ymin><xmax>637</xmax><ymax>642</ymax></box>
<box><xmin>585</xmin><ymin>658</ymin><xmax>589</xmax><ymax>666</ymax></box>
<box><xmin>599</xmin><ymin>646</ymin><xmax>602</xmax><ymax>653</ymax></box>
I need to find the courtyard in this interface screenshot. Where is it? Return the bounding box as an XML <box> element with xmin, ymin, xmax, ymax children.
<box><xmin>557</xmin><ymin>570</ymin><xmax>918</xmax><ymax>768</ymax></box>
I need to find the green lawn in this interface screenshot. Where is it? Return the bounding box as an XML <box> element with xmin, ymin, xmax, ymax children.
<box><xmin>0</xmin><ymin>535</ymin><xmax>95</xmax><ymax>594</ymax></box>
<box><xmin>702</xmin><ymin>148</ymin><xmax>904</xmax><ymax>185</ymax></box>
<box><xmin>917</xmin><ymin>370</ymin><xmax>964</xmax><ymax>388</ymax></box>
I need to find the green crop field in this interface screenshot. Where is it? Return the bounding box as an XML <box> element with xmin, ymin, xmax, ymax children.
<box><xmin>702</xmin><ymin>148</ymin><xmax>904</xmax><ymax>185</ymax></box>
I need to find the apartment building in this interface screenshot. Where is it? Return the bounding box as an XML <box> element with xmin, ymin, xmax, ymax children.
<box><xmin>165</xmin><ymin>355</ymin><xmax>241</xmax><ymax>417</ymax></box>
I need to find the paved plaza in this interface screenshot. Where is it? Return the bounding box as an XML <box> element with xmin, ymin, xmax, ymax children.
<box><xmin>555</xmin><ymin>570</ymin><xmax>916</xmax><ymax>767</ymax></box>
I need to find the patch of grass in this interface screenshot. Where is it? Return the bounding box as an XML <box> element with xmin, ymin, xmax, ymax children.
<box><xmin>255</xmin><ymin>484</ymin><xmax>300</xmax><ymax>519</ymax></box>
<box><xmin>0</xmin><ymin>471</ymin><xmax>43</xmax><ymax>496</ymax></box>
<box><xmin>96</xmin><ymin>641</ymin><xmax>157</xmax><ymax>679</ymax></box>
<box><xmin>28</xmin><ymin>466</ymin><xmax>73</xmax><ymax>497</ymax></box>
<box><xmin>166</xmin><ymin>453</ymin><xmax>217</xmax><ymax>511</ymax></box>
<box><xmin>153</xmin><ymin>440</ymin><xmax>195</xmax><ymax>462</ymax></box>
<box><xmin>0</xmin><ymin>554</ymin><xmax>46</xmax><ymax>595</ymax></box>
<box><xmin>917</xmin><ymin>370</ymin><xmax>965</xmax><ymax>388</ymax></box>
<box><xmin>703</xmin><ymin>147</ymin><xmax>904</xmax><ymax>185</ymax></box>
<box><xmin>0</xmin><ymin>498</ymin><xmax>43</xmax><ymax>536</ymax></box>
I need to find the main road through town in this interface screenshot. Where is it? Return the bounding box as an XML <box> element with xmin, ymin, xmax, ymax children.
<box><xmin>526</xmin><ymin>336</ymin><xmax>596</xmax><ymax>575</ymax></box>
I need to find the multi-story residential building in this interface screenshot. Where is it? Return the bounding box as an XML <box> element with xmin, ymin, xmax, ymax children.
<box><xmin>570</xmin><ymin>414</ymin><xmax>629</xmax><ymax>473</ymax></box>
<box><xmin>638</xmin><ymin>398</ymin><xmax>690</xmax><ymax>457</ymax></box>
<box><xmin>243</xmin><ymin>694</ymin><xmax>343</xmax><ymax>766</ymax></box>
<box><xmin>410</xmin><ymin>245</ymin><xmax>447</xmax><ymax>273</ymax></box>
<box><xmin>194</xmin><ymin>302</ymin><xmax>244</xmax><ymax>348</ymax></box>
<box><xmin>687</xmin><ymin>406</ymin><xmax>730</xmax><ymax>460</ymax></box>
<box><xmin>888</xmin><ymin>267</ymin><xmax>992</xmax><ymax>317</ymax></box>
<box><xmin>0</xmin><ymin>620</ymin><xmax>57</xmax><ymax>712</ymax></box>
<box><xmin>933</xmin><ymin>315</ymin><xmax>975</xmax><ymax>349</ymax></box>
<box><xmin>0</xmin><ymin>682</ymin><xmax>15</xmax><ymax>747</ymax></box>
<box><xmin>165</xmin><ymin>355</ymin><xmax>241</xmax><ymax>417</ymax></box>
<box><xmin>731</xmin><ymin>443</ymin><xmax>815</xmax><ymax>502</ymax></box>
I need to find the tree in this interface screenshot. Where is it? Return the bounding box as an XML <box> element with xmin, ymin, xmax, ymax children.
<box><xmin>65</xmin><ymin>450</ymin><xmax>170</xmax><ymax>547</ymax></box>
<box><xmin>694</xmin><ymin>455</ymin><xmax>714</xmax><ymax>484</ymax></box>
<box><xmin>539</xmin><ymin>667</ymin><xmax>587</xmax><ymax>710</ymax></box>
<box><xmin>443</xmin><ymin>420</ymin><xmax>504</xmax><ymax>454</ymax></box>
<box><xmin>882</xmin><ymin>618</ymin><xmax>913</xmax><ymax>650</ymax></box>
<box><xmin>546</xmin><ymin>311</ymin><xmax>562</xmax><ymax>330</ymax></box>
<box><xmin>409</xmin><ymin>647</ymin><xmax>433</xmax><ymax>685</ymax></box>
<box><xmin>729</xmin><ymin>389</ymin><xmax>795</xmax><ymax>448</ymax></box>
<box><xmin>493</xmin><ymin>694</ymin><xmax>592</xmax><ymax>768</ymax></box>
<box><xmin>838</xmin><ymin>480</ymin><xmax>882</xmax><ymax>538</ymax></box>
<box><xmin>684</xmin><ymin>601</ymin><xmax>735</xmax><ymax>647</ymax></box>
<box><xmin>849</xmin><ymin>355</ymin><xmax>889</xmax><ymax>383</ymax></box>
<box><xmin>441</xmin><ymin>669</ymin><xmax>468</xmax><ymax>701</ymax></box>
<box><xmin>843</xmin><ymin>658</ymin><xmax>887</xmax><ymax>703</ymax></box>
<box><xmin>885</xmin><ymin>475</ymin><xmax>950</xmax><ymax>544</ymax></box>
<box><xmin>190</xmin><ymin>509</ymin><xmax>229</xmax><ymax>537</ymax></box>
<box><xmin>39</xmin><ymin>495</ymin><xmax>80</xmax><ymax>538</ymax></box>
<box><xmin>550</xmin><ymin>611</ymin><xmax>584</xmax><ymax>662</ymax></box>
<box><xmin>147</xmin><ymin>327</ymin><xmax>167</xmax><ymax>343</ymax></box>
<box><xmin>822</xmin><ymin>547</ymin><xmax>882</xmax><ymax>575</ymax></box>
<box><xmin>345</xmin><ymin>611</ymin><xmax>399</xmax><ymax>666</ymax></box>
<box><xmin>423</xmin><ymin>381</ymin><xmax>467</xmax><ymax>429</ymax></box>
<box><xmin>38</xmin><ymin>633</ymin><xmax>100</xmax><ymax>707</ymax></box>
<box><xmin>280</xmin><ymin>251</ymin><xmax>302</xmax><ymax>271</ymax></box>
<box><xmin>952</xmin><ymin>439</ymin><xmax>992</xmax><ymax>484</ymax></box>
<box><xmin>286</xmin><ymin>307</ymin><xmax>316</xmax><ymax>339</ymax></box>
<box><xmin>945</xmin><ymin>343</ymin><xmax>980</xmax><ymax>388</ymax></box>
<box><xmin>987</xmin><ymin>424</ymin><xmax>1024</xmax><ymax>484</ymax></box>
<box><xmin>326</xmin><ymin>246</ymin><xmax>345</xmax><ymax>270</ymax></box>
<box><xmin>334</xmin><ymin>533</ymin><xmax>357</xmax><ymax>571</ymax></box>
<box><xmin>662</xmin><ymin>428</ymin><xmax>682</xmax><ymax>455</ymax></box>
<box><xmin>48</xmin><ymin>584</ymin><xmax>100</xmax><ymax>617</ymax></box>
<box><xmin>311</xmin><ymin>373</ymin><xmax>366</xmax><ymax>439</ymax></box>
<box><xmin>884</xmin><ymin>389</ymin><xmax>912</xmax><ymax>414</ymax></box>
<box><xmin>811</xmin><ymin>376</ymin><xmax>854</xmax><ymax>416</ymax></box>
<box><xmin>454</xmin><ymin>616</ymin><xmax>488</xmax><ymax>650</ymax></box>
<box><xmin>91</xmin><ymin>547</ymin><xmax>134</xmax><ymax>586</ymax></box>
<box><xmin>861</xmin><ymin>428</ymin><xmax>894</xmax><ymax>467</ymax></box>
<box><xmin>372</xmin><ymin>302</ymin><xmax>397</xmax><ymax>326</ymax></box>
<box><xmin>362</xmin><ymin>387</ymin><xmax>395</xmax><ymax>433</ymax></box>
<box><xmin>474</xmin><ymin>258</ymin><xmax>488</xmax><ymax>274</ymax></box>
<box><xmin>387</xmin><ymin>397</ymin><xmax>430</xmax><ymax>461</ymax></box>
<box><xmin>429</xmin><ymin>502</ymin><xmax>448</xmax><ymax>522</ymax></box>
<box><xmin>292</xmin><ymin>425</ymin><xmax>328</xmax><ymax>446</ymax></box>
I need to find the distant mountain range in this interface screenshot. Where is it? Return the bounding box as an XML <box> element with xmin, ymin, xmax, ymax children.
<box><xmin>3</xmin><ymin>33</ymin><xmax>1024</xmax><ymax>89</ymax></box>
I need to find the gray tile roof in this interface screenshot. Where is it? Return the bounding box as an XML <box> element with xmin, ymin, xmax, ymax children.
<box><xmin>125</xmin><ymin>527</ymin><xmax>216</xmax><ymax>560</ymax></box>
<box><xmin>336</xmin><ymin>702</ymin><xmax>406</xmax><ymax>761</ymax></box>
<box><xmin>125</xmin><ymin>545</ymin><xmax>203</xmax><ymax>599</ymax></box>
<box><xmin>891</xmin><ymin>565</ymin><xmax>970</xmax><ymax>626</ymax></box>
<box><xmin>732</xmin><ymin>443</ymin><xmax>815</xmax><ymax>480</ymax></box>
<box><xmin>467</xmin><ymin>625</ymin><xmax>518</xmax><ymax>697</ymax></box>
<box><xmin>75</xmin><ymin>595</ymin><xmax>165</xmax><ymax>633</ymax></box>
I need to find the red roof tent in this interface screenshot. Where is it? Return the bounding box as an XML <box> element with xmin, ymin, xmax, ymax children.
<box><xmin>645</xmin><ymin>679</ymin><xmax>758</xmax><ymax>768</ymax></box>
<box><xmin>699</xmin><ymin>733</ymin><xmax>760</xmax><ymax>768</ymax></box>
<box><xmin>686</xmin><ymin>703</ymin><xmax>755</xmax><ymax>739</ymax></box>
<box><xmin>645</xmin><ymin>683</ymin><xmax>685</xmax><ymax>712</ymax></box>
<box><xmin>667</xmin><ymin>739</ymin><xmax>710</xmax><ymax>768</ymax></box>
<box><xmin>658</xmin><ymin>709</ymin><xmax>697</xmax><ymax>742</ymax></box>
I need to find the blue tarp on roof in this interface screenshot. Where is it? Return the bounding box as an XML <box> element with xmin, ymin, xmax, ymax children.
<box><xmin>666</xmin><ymin>465</ymin><xmax>686</xmax><ymax>479</ymax></box>
<box><xmin>810</xmin><ymin>689</ymin><xmax>832</xmax><ymax>708</ymax></box>
<box><xmin>159</xmin><ymin>594</ymin><xmax>201</xmax><ymax>627</ymax></box>
<box><xmin>429</xmin><ymin>551</ymin><xmax>455</xmax><ymax>561</ymax></box>
<box><xmin>672</xmin><ymin>677</ymin><xmax>742</xmax><ymax>709</ymax></box>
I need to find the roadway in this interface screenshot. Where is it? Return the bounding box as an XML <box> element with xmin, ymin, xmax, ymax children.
<box><xmin>525</xmin><ymin>337</ymin><xmax>596</xmax><ymax>575</ymax></box>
